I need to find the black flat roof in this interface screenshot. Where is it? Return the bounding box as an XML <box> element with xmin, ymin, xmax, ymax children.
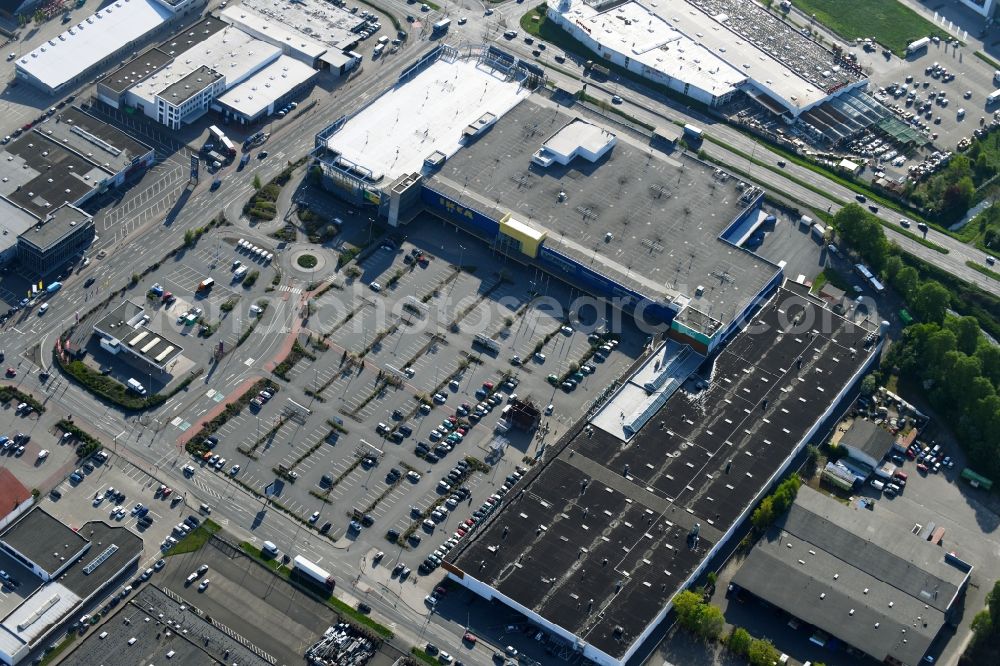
<box><xmin>157</xmin><ymin>16</ymin><xmax>228</xmax><ymax>57</ymax></box>
<box><xmin>61</xmin><ymin>522</ymin><xmax>143</xmax><ymax>599</ymax></box>
<box><xmin>450</xmin><ymin>285</ymin><xmax>880</xmax><ymax>659</ymax></box>
<box><xmin>428</xmin><ymin>99</ymin><xmax>779</xmax><ymax>329</ymax></box>
<box><xmin>55</xmin><ymin>107</ymin><xmax>153</xmax><ymax>169</ymax></box>
<box><xmin>18</xmin><ymin>204</ymin><xmax>92</xmax><ymax>252</ymax></box>
<box><xmin>0</xmin><ymin>508</ymin><xmax>88</xmax><ymax>577</ymax></box>
<box><xmin>3</xmin><ymin>131</ymin><xmax>110</xmax><ymax>219</ymax></box>
<box><xmin>98</xmin><ymin>47</ymin><xmax>173</xmax><ymax>95</ymax></box>
<box><xmin>157</xmin><ymin>65</ymin><xmax>221</xmax><ymax>105</ymax></box>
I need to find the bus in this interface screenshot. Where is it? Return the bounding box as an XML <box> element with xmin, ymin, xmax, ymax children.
<box><xmin>432</xmin><ymin>18</ymin><xmax>451</xmax><ymax>34</ymax></box>
<box><xmin>472</xmin><ymin>333</ymin><xmax>500</xmax><ymax>354</ymax></box>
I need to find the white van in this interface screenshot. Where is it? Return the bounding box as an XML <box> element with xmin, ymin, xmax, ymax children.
<box><xmin>871</xmin><ymin>479</ymin><xmax>885</xmax><ymax>491</ymax></box>
<box><xmin>377</xmin><ymin>35</ymin><xmax>389</xmax><ymax>45</ymax></box>
<box><xmin>373</xmin><ymin>43</ymin><xmax>385</xmax><ymax>58</ymax></box>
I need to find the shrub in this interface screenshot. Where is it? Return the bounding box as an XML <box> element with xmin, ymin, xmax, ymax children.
<box><xmin>243</xmin><ymin>271</ymin><xmax>259</xmax><ymax>288</ymax></box>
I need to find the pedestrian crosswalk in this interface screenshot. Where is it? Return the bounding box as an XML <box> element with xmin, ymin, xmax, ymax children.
<box><xmin>278</xmin><ymin>285</ymin><xmax>302</xmax><ymax>294</ymax></box>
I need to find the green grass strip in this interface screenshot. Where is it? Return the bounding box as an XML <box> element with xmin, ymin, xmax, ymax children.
<box><xmin>165</xmin><ymin>519</ymin><xmax>221</xmax><ymax>556</ymax></box>
<box><xmin>974</xmin><ymin>51</ymin><xmax>1000</xmax><ymax>70</ymax></box>
<box><xmin>38</xmin><ymin>631</ymin><xmax>78</xmax><ymax>665</ymax></box>
<box><xmin>966</xmin><ymin>260</ymin><xmax>1000</xmax><ymax>282</ymax></box>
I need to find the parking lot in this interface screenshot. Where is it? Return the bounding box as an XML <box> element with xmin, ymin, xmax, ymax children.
<box><xmin>181</xmin><ymin>212</ymin><xmax>644</xmax><ymax>588</ymax></box>
<box><xmin>41</xmin><ymin>447</ymin><xmax>203</xmax><ymax>569</ymax></box>
<box><xmin>64</xmin><ymin>229</ymin><xmax>279</xmax><ymax>395</ymax></box>
<box><xmin>0</xmin><ymin>392</ymin><xmax>79</xmax><ymax>493</ymax></box>
<box><xmin>860</xmin><ymin>38</ymin><xmax>998</xmax><ymax>164</ymax></box>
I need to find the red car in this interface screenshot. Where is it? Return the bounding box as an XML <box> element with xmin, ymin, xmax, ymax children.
<box><xmin>462</xmin><ymin>632</ymin><xmax>477</xmax><ymax>645</ymax></box>
<box><xmin>917</xmin><ymin>463</ymin><xmax>929</xmax><ymax>474</ymax></box>
<box><xmin>162</xmin><ymin>487</ymin><xmax>172</xmax><ymax>498</ymax></box>
<box><xmin>905</xmin><ymin>448</ymin><xmax>917</xmax><ymax>460</ymax></box>
<box><xmin>482</xmin><ymin>381</ymin><xmax>494</xmax><ymax>390</ymax></box>
<box><xmin>5</xmin><ymin>368</ymin><xmax>15</xmax><ymax>377</ymax></box>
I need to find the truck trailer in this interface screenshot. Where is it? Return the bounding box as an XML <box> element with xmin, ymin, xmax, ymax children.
<box><xmin>293</xmin><ymin>555</ymin><xmax>335</xmax><ymax>589</ymax></box>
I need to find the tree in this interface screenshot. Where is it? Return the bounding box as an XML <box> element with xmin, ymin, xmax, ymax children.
<box><xmin>946</xmin><ymin>315</ymin><xmax>982</xmax><ymax>355</ymax></box>
<box><xmin>940</xmin><ymin>352</ymin><xmax>982</xmax><ymax>406</ymax></box>
<box><xmin>252</xmin><ymin>174</ymin><xmax>262</xmax><ymax>190</ymax></box>
<box><xmin>940</xmin><ymin>176</ymin><xmax>975</xmax><ymax>224</ymax></box>
<box><xmin>695</xmin><ymin>603</ymin><xmax>725</xmax><ymax>640</ymax></box>
<box><xmin>882</xmin><ymin>255</ymin><xmax>903</xmax><ymax>282</ymax></box>
<box><xmin>672</xmin><ymin>591</ymin><xmax>724</xmax><ymax>640</ymax></box>
<box><xmin>976</xmin><ymin>344</ymin><xmax>1000</xmax><ymax>388</ymax></box>
<box><xmin>727</xmin><ymin>627</ymin><xmax>752</xmax><ymax>656</ymax></box>
<box><xmin>912</xmin><ymin>281</ymin><xmax>950</xmax><ymax>324</ymax></box>
<box><xmin>893</xmin><ymin>266</ymin><xmax>919</xmax><ymax>300</ymax></box>
<box><xmin>747</xmin><ymin>638</ymin><xmax>781</xmax><ymax>666</ymax></box>
<box><xmin>860</xmin><ymin>375</ymin><xmax>878</xmax><ymax>396</ymax></box>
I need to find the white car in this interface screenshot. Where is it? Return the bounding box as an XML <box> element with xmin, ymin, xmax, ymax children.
<box><xmin>457</xmin><ymin>17</ymin><xmax>467</xmax><ymax>25</ymax></box>
<box><xmin>198</xmin><ymin>579</ymin><xmax>210</xmax><ymax>591</ymax></box>
<box><xmin>370</xmin><ymin>282</ymin><xmax>382</xmax><ymax>292</ymax></box>
<box><xmin>229</xmin><ymin>464</ymin><xmax>240</xmax><ymax>476</ymax></box>
<box><xmin>309</xmin><ymin>511</ymin><xmax>320</xmax><ymax>523</ymax></box>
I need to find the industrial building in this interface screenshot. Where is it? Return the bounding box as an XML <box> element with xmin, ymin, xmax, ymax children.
<box><xmin>14</xmin><ymin>0</ymin><xmax>205</xmax><ymax>95</ymax></box>
<box><xmin>220</xmin><ymin>0</ymin><xmax>366</xmax><ymax>68</ymax></box>
<box><xmin>0</xmin><ymin>106</ymin><xmax>154</xmax><ymax>276</ymax></box>
<box><xmin>446</xmin><ymin>284</ymin><xmax>883</xmax><ymax>666</ymax></box>
<box><xmin>839</xmin><ymin>418</ymin><xmax>896</xmax><ymax>469</ymax></box>
<box><xmin>314</xmin><ymin>47</ymin><xmax>783</xmax><ymax>350</ymax></box>
<box><xmin>16</xmin><ymin>204</ymin><xmax>95</xmax><ymax>276</ymax></box>
<box><xmin>0</xmin><ymin>508</ymin><xmax>142</xmax><ymax>666</ymax></box>
<box><xmin>732</xmin><ymin>486</ymin><xmax>972</xmax><ymax>666</ymax></box>
<box><xmin>96</xmin><ymin>14</ymin><xmax>323</xmax><ymax>128</ymax></box>
<box><xmin>548</xmin><ymin>0</ymin><xmax>868</xmax><ymax>118</ymax></box>
<box><xmin>93</xmin><ymin>300</ymin><xmax>185</xmax><ymax>375</ymax></box>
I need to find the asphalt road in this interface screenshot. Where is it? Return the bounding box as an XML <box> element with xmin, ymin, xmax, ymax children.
<box><xmin>0</xmin><ymin>0</ymin><xmax>996</xmax><ymax>663</ymax></box>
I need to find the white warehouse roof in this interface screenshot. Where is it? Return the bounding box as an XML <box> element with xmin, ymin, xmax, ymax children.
<box><xmin>216</xmin><ymin>55</ymin><xmax>317</xmax><ymax>118</ymax></box>
<box><xmin>564</xmin><ymin>0</ymin><xmax>746</xmax><ymax>99</ymax></box>
<box><xmin>220</xmin><ymin>5</ymin><xmax>329</xmax><ymax>62</ymax></box>
<box><xmin>17</xmin><ymin>0</ymin><xmax>173</xmax><ymax>91</ymax></box>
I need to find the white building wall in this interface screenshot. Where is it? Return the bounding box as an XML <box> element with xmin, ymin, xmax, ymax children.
<box><xmin>0</xmin><ymin>499</ymin><xmax>34</xmax><ymax>533</ymax></box>
<box><xmin>547</xmin><ymin>7</ymin><xmax>724</xmax><ymax>107</ymax></box>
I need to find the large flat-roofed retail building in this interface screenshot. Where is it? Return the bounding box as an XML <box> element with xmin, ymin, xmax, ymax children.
<box><xmin>548</xmin><ymin>0</ymin><xmax>867</xmax><ymax>117</ymax></box>
<box><xmin>0</xmin><ymin>508</ymin><xmax>142</xmax><ymax>666</ymax></box>
<box><xmin>446</xmin><ymin>285</ymin><xmax>884</xmax><ymax>666</ymax></box>
<box><xmin>14</xmin><ymin>0</ymin><xmax>203</xmax><ymax>95</ymax></box>
<box><xmin>732</xmin><ymin>486</ymin><xmax>972</xmax><ymax>666</ymax></box>
<box><xmin>96</xmin><ymin>15</ymin><xmax>322</xmax><ymax>127</ymax></box>
<box><xmin>220</xmin><ymin>0</ymin><xmax>367</xmax><ymax>68</ymax></box>
<box><xmin>314</xmin><ymin>48</ymin><xmax>782</xmax><ymax>351</ymax></box>
<box><xmin>0</xmin><ymin>106</ymin><xmax>153</xmax><ymax>275</ymax></box>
